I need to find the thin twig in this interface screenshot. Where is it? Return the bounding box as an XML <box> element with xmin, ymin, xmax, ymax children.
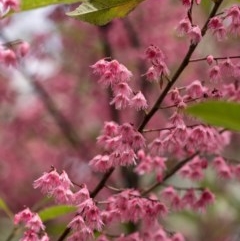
<box><xmin>142</xmin><ymin>124</ymin><xmax>201</xmax><ymax>133</ymax></box>
<box><xmin>189</xmin><ymin>55</ymin><xmax>240</xmax><ymax>63</ymax></box>
<box><xmin>141</xmin><ymin>152</ymin><xmax>199</xmax><ymax>196</ymax></box>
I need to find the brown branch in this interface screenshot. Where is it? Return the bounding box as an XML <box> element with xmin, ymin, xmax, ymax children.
<box><xmin>90</xmin><ymin>167</ymin><xmax>115</xmax><ymax>198</ymax></box>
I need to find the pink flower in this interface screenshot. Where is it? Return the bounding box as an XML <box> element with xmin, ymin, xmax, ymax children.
<box><xmin>226</xmin><ymin>5</ymin><xmax>240</xmax><ymax>24</ymax></box>
<box><xmin>209</xmin><ymin>65</ymin><xmax>222</xmax><ymax>82</ymax></box>
<box><xmin>131</xmin><ymin>132</ymin><xmax>146</xmax><ymax>150</ymax></box>
<box><xmin>220</xmin><ymin>58</ymin><xmax>235</xmax><ymax>77</ymax></box>
<box><xmin>110</xmin><ymin>93</ymin><xmax>129</xmax><ymax>110</ymax></box>
<box><xmin>85</xmin><ymin>205</ymin><xmax>104</xmax><ymax>231</ymax></box>
<box><xmin>181</xmin><ymin>189</ymin><xmax>196</xmax><ymax>208</ymax></box>
<box><xmin>169</xmin><ymin>87</ymin><xmax>181</xmax><ymax>104</ymax></box>
<box><xmin>67</xmin><ymin>228</ymin><xmax>93</xmax><ymax>241</ymax></box>
<box><xmin>130</xmin><ymin>91</ymin><xmax>148</xmax><ymax>110</ymax></box>
<box><xmin>189</xmin><ymin>26</ymin><xmax>202</xmax><ymax>44</ymax></box>
<box><xmin>26</xmin><ymin>213</ymin><xmax>45</xmax><ymax>232</ymax></box>
<box><xmin>33</xmin><ymin>170</ymin><xmax>61</xmax><ymax>194</ymax></box>
<box><xmin>102</xmin><ymin>121</ymin><xmax>119</xmax><ymax>136</ymax></box>
<box><xmin>195</xmin><ymin>189</ymin><xmax>215</xmax><ymax>211</ymax></box>
<box><xmin>14</xmin><ymin>208</ymin><xmax>33</xmax><ymax>225</ymax></box>
<box><xmin>181</xmin><ymin>0</ymin><xmax>191</xmax><ymax>7</ymax></box>
<box><xmin>135</xmin><ymin>157</ymin><xmax>152</xmax><ymax>175</ymax></box>
<box><xmin>96</xmin><ymin>235</ymin><xmax>110</xmax><ymax>241</ymax></box>
<box><xmin>72</xmin><ymin>184</ymin><xmax>90</xmax><ymax>205</ymax></box>
<box><xmin>1</xmin><ymin>49</ymin><xmax>17</xmax><ymax>66</ymax></box>
<box><xmin>118</xmin><ymin>123</ymin><xmax>134</xmax><ymax>142</ymax></box>
<box><xmin>89</xmin><ymin>154</ymin><xmax>112</xmax><ymax>172</ymax></box>
<box><xmin>153</xmin><ymin>228</ymin><xmax>168</xmax><ymax>241</ymax></box>
<box><xmin>144</xmin><ymin>200</ymin><xmax>168</xmax><ymax>219</ymax></box>
<box><xmin>161</xmin><ymin>186</ymin><xmax>177</xmax><ymax>202</ymax></box>
<box><xmin>208</xmin><ymin>17</ymin><xmax>223</xmax><ymax>31</ymax></box>
<box><xmin>98</xmin><ymin>70</ymin><xmax>116</xmax><ymax>87</ymax></box>
<box><xmin>20</xmin><ymin>230</ymin><xmax>39</xmax><ymax>241</ymax></box>
<box><xmin>116</xmin><ymin>64</ymin><xmax>133</xmax><ymax>82</ymax></box>
<box><xmin>153</xmin><ymin>156</ymin><xmax>167</xmax><ymax>170</ymax></box>
<box><xmin>105</xmin><ymin>136</ymin><xmax>122</xmax><ymax>150</ymax></box>
<box><xmin>145</xmin><ymin>44</ymin><xmax>165</xmax><ymax>64</ymax></box>
<box><xmin>108</xmin><ymin>60</ymin><xmax>121</xmax><ymax>75</ymax></box>
<box><xmin>112</xmin><ymin>82</ymin><xmax>132</xmax><ymax>97</ymax></box>
<box><xmin>186</xmin><ymin>80</ymin><xmax>205</xmax><ymax>99</ymax></box>
<box><xmin>60</xmin><ymin>170</ymin><xmax>73</xmax><ymax>190</ymax></box>
<box><xmin>91</xmin><ymin>59</ymin><xmax>132</xmax><ymax>87</ymax></box>
<box><xmin>206</xmin><ymin>55</ymin><xmax>214</xmax><ymax>65</ymax></box>
<box><xmin>144</xmin><ymin>66</ymin><xmax>159</xmax><ymax>82</ymax></box>
<box><xmin>128</xmin><ymin>198</ymin><xmax>144</xmax><ymax>222</ymax></box>
<box><xmin>40</xmin><ymin>234</ymin><xmax>49</xmax><ymax>241</ymax></box>
<box><xmin>4</xmin><ymin>0</ymin><xmax>20</xmax><ymax>11</ymax></box>
<box><xmin>212</xmin><ymin>156</ymin><xmax>232</xmax><ymax>179</ymax></box>
<box><xmin>169</xmin><ymin>112</ymin><xmax>185</xmax><ymax>127</ymax></box>
<box><xmin>17</xmin><ymin>41</ymin><xmax>30</xmax><ymax>57</ymax></box>
<box><xmin>208</xmin><ymin>17</ymin><xmax>227</xmax><ymax>40</ymax></box>
<box><xmin>66</xmin><ymin>232</ymin><xmax>83</xmax><ymax>241</ymax></box>
<box><xmin>173</xmin><ymin>125</ymin><xmax>188</xmax><ymax>144</ymax></box>
<box><xmin>68</xmin><ymin>215</ymin><xmax>86</xmax><ymax>230</ymax></box>
<box><xmin>90</xmin><ymin>59</ymin><xmax>109</xmax><ymax>75</ymax></box>
<box><xmin>176</xmin><ymin>18</ymin><xmax>191</xmax><ymax>36</ymax></box>
<box><xmin>213</xmin><ymin>26</ymin><xmax>227</xmax><ymax>41</ymax></box>
<box><xmin>228</xmin><ymin>21</ymin><xmax>240</xmax><ymax>36</ymax></box>
<box><xmin>15</xmin><ymin>208</ymin><xmax>46</xmax><ymax>241</ymax></box>
<box><xmin>119</xmin><ymin>149</ymin><xmax>137</xmax><ymax>166</ymax></box>
<box><xmin>52</xmin><ymin>186</ymin><xmax>73</xmax><ymax>204</ymax></box>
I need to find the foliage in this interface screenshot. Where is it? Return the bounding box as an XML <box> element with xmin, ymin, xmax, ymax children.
<box><xmin>66</xmin><ymin>0</ymin><xmax>145</xmax><ymax>25</ymax></box>
<box><xmin>187</xmin><ymin>100</ymin><xmax>240</xmax><ymax>131</ymax></box>
<box><xmin>21</xmin><ymin>0</ymin><xmax>79</xmax><ymax>11</ymax></box>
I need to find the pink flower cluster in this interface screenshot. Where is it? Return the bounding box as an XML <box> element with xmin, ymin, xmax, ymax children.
<box><xmin>135</xmin><ymin>149</ymin><xmax>167</xmax><ymax>182</ymax></box>
<box><xmin>176</xmin><ymin>20</ymin><xmax>202</xmax><ymax>44</ymax></box>
<box><xmin>144</xmin><ymin>45</ymin><xmax>170</xmax><ymax>82</ymax></box>
<box><xmin>180</xmin><ymin>156</ymin><xmax>208</xmax><ymax>181</ymax></box>
<box><xmin>206</xmin><ymin>57</ymin><xmax>240</xmax><ymax>83</ymax></box>
<box><xmin>90</xmin><ymin>122</ymin><xmax>145</xmax><ymax>172</ymax></box>
<box><xmin>14</xmin><ymin>207</ymin><xmax>49</xmax><ymax>241</ymax></box>
<box><xmin>208</xmin><ymin>5</ymin><xmax>240</xmax><ymax>40</ymax></box>
<box><xmin>102</xmin><ymin>189</ymin><xmax>167</xmax><ymax>225</ymax></box>
<box><xmin>33</xmin><ymin>169</ymin><xmax>103</xmax><ymax>241</ymax></box>
<box><xmin>176</xmin><ymin>2</ymin><xmax>202</xmax><ymax>44</ymax></box>
<box><xmin>91</xmin><ymin>59</ymin><xmax>148</xmax><ymax>110</ymax></box>
<box><xmin>160</xmin><ymin>186</ymin><xmax>215</xmax><ymax>212</ymax></box>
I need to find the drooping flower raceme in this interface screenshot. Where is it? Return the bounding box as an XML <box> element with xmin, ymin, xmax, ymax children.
<box><xmin>91</xmin><ymin>59</ymin><xmax>148</xmax><ymax>111</ymax></box>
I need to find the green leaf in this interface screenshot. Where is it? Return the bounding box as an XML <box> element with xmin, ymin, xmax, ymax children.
<box><xmin>66</xmin><ymin>0</ymin><xmax>145</xmax><ymax>26</ymax></box>
<box><xmin>0</xmin><ymin>198</ymin><xmax>13</xmax><ymax>219</ymax></box>
<box><xmin>186</xmin><ymin>100</ymin><xmax>240</xmax><ymax>131</ymax></box>
<box><xmin>21</xmin><ymin>0</ymin><xmax>80</xmax><ymax>11</ymax></box>
<box><xmin>38</xmin><ymin>205</ymin><xmax>77</xmax><ymax>222</ymax></box>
